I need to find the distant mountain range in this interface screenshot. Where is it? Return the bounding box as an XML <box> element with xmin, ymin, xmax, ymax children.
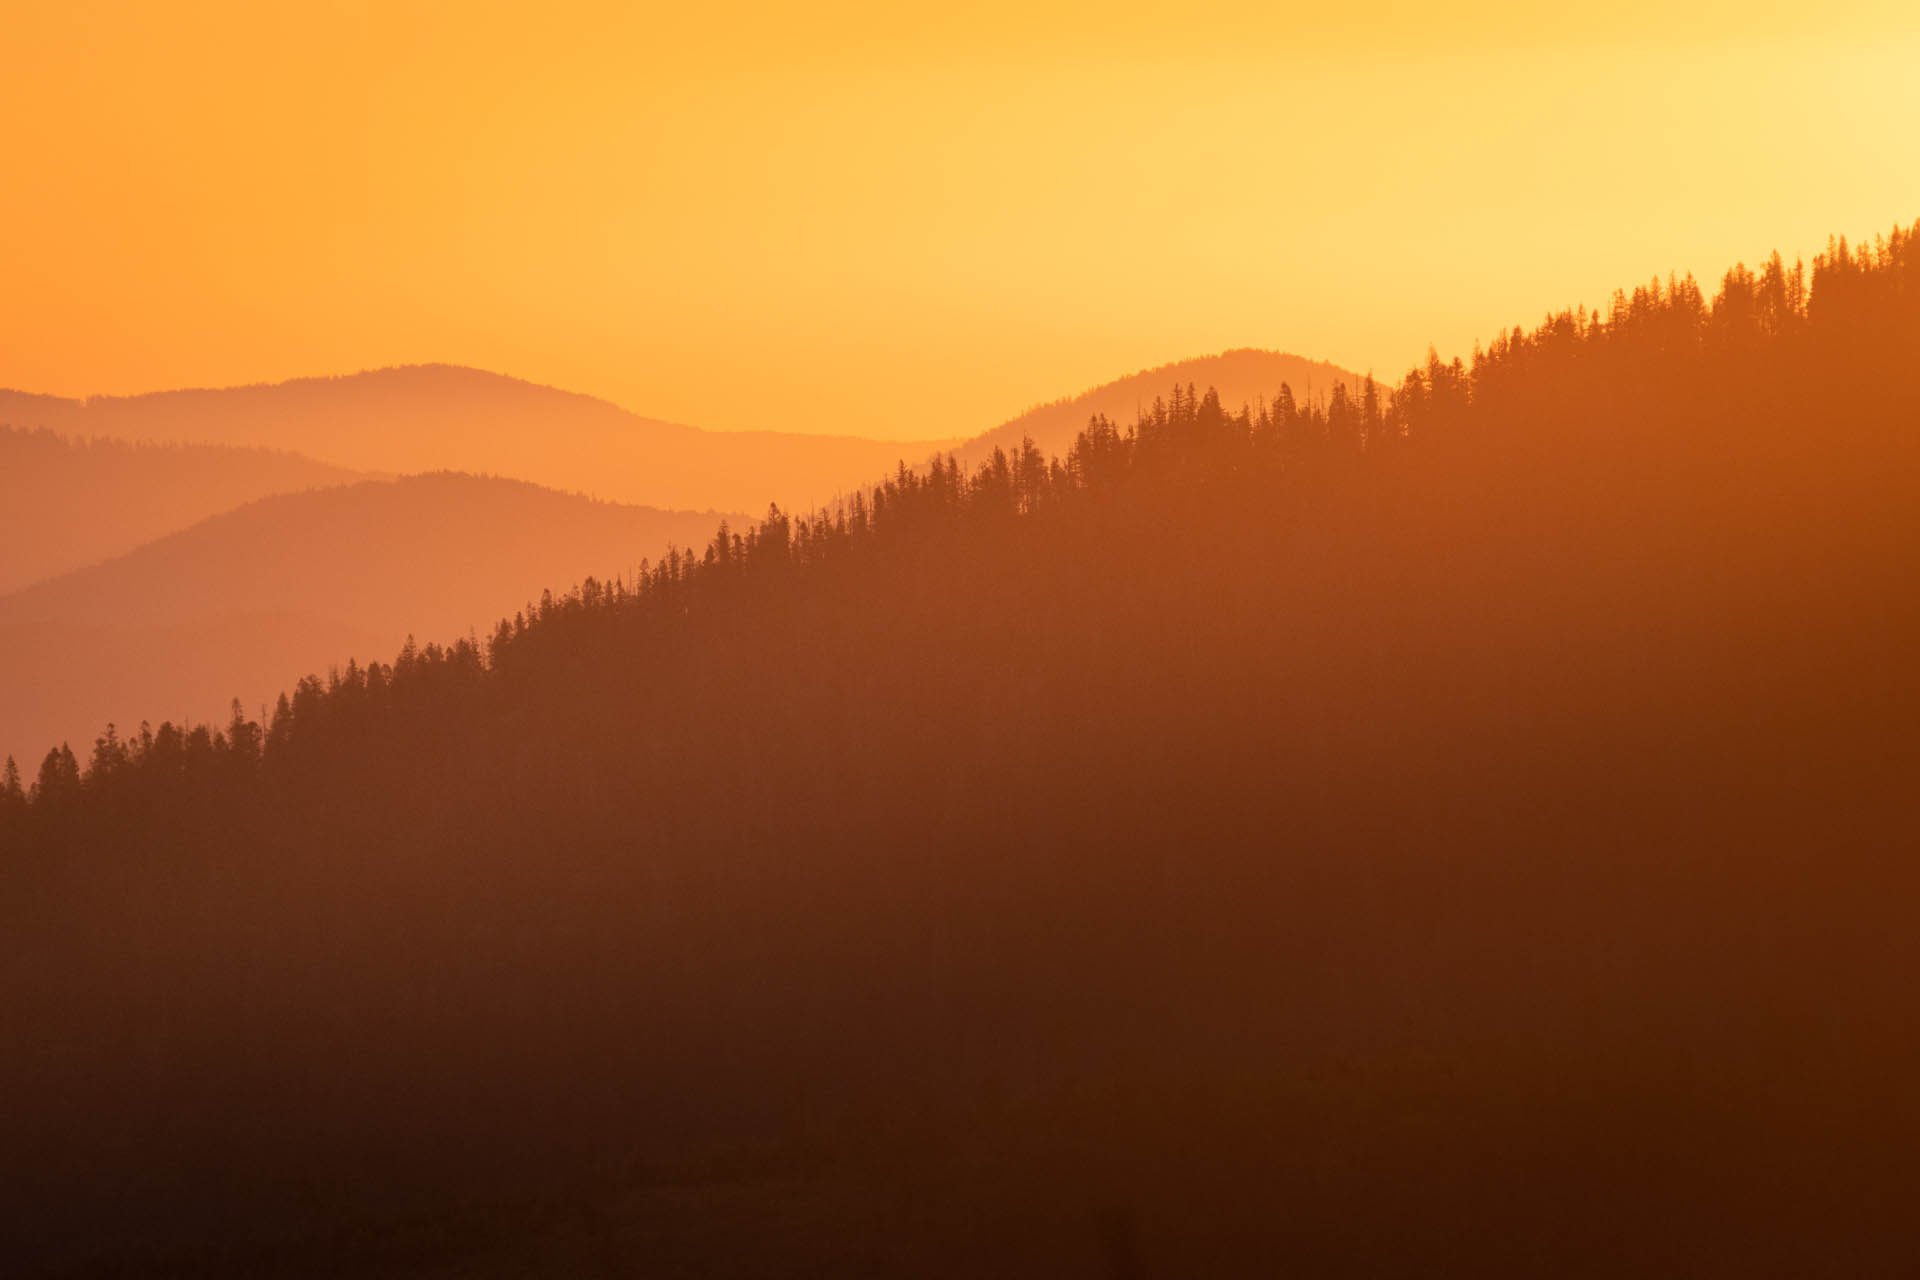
<box><xmin>0</xmin><ymin>350</ymin><xmax>1370</xmax><ymax>520</ymax></box>
<box><xmin>0</xmin><ymin>473</ymin><xmax>741</xmax><ymax>765</ymax></box>
<box><xmin>0</xmin><ymin>348</ymin><xmax>1371</xmax><ymax>762</ymax></box>
<box><xmin>0</xmin><ymin>366</ymin><xmax>956</xmax><ymax>515</ymax></box>
<box><xmin>0</xmin><ymin>427</ymin><xmax>366</xmax><ymax>595</ymax></box>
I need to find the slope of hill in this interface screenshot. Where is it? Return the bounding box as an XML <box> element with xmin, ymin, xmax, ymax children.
<box><xmin>0</xmin><ymin>354</ymin><xmax>1371</xmax><ymax>525</ymax></box>
<box><xmin>948</xmin><ymin>347</ymin><xmax>1372</xmax><ymax>470</ymax></box>
<box><xmin>0</xmin><ymin>427</ymin><xmax>364</xmax><ymax>594</ymax></box>
<box><xmin>0</xmin><ymin>366</ymin><xmax>957</xmax><ymax>514</ymax></box>
<box><xmin>4</xmin><ymin>227</ymin><xmax>1917</xmax><ymax>1275</ymax></box>
<box><xmin>0</xmin><ymin>473</ymin><xmax>739</xmax><ymax>764</ymax></box>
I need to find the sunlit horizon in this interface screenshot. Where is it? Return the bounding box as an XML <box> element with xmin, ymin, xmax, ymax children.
<box><xmin>7</xmin><ymin>1</ymin><xmax>1917</xmax><ymax>439</ymax></box>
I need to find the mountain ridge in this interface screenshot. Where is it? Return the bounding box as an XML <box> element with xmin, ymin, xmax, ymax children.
<box><xmin>0</xmin><ymin>352</ymin><xmax>1375</xmax><ymax>515</ymax></box>
<box><xmin>0</xmin><ymin>365</ymin><xmax>958</xmax><ymax>514</ymax></box>
<box><xmin>949</xmin><ymin>347</ymin><xmax>1376</xmax><ymax>470</ymax></box>
<box><xmin>0</xmin><ymin>426</ymin><xmax>367</xmax><ymax>595</ymax></box>
<box><xmin>0</xmin><ymin>471</ymin><xmax>742</xmax><ymax>764</ymax></box>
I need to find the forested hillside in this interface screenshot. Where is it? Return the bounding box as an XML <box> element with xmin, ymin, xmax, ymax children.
<box><xmin>3</xmin><ymin>227</ymin><xmax>1917</xmax><ymax>1276</ymax></box>
<box><xmin>949</xmin><ymin>347</ymin><xmax>1370</xmax><ymax>473</ymax></box>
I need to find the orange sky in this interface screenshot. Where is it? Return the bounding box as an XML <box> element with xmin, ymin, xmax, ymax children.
<box><xmin>6</xmin><ymin>1</ymin><xmax>1918</xmax><ymax>440</ymax></box>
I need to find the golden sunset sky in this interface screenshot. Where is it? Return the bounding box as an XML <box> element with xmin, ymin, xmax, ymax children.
<box><xmin>7</xmin><ymin>1</ymin><xmax>1918</xmax><ymax>439</ymax></box>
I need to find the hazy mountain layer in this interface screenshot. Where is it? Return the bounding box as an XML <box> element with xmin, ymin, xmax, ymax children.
<box><xmin>0</xmin><ymin>367</ymin><xmax>954</xmax><ymax>515</ymax></box>
<box><xmin>0</xmin><ymin>353</ymin><xmax>1373</xmax><ymax>522</ymax></box>
<box><xmin>0</xmin><ymin>473</ymin><xmax>739</xmax><ymax>764</ymax></box>
<box><xmin>0</xmin><ymin>427</ymin><xmax>363</xmax><ymax>594</ymax></box>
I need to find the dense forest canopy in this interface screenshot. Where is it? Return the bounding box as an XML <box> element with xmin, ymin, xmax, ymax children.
<box><xmin>2</xmin><ymin>224</ymin><xmax>1917</xmax><ymax>1275</ymax></box>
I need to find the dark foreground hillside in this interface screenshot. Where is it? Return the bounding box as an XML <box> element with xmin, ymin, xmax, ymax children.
<box><xmin>2</xmin><ymin>226</ymin><xmax>1918</xmax><ymax>1277</ymax></box>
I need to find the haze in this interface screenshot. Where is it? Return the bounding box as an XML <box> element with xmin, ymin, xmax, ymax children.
<box><xmin>7</xmin><ymin>0</ymin><xmax>1916</xmax><ymax>438</ymax></box>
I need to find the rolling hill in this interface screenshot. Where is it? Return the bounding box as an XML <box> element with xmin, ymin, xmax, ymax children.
<box><xmin>950</xmin><ymin>348</ymin><xmax>1375</xmax><ymax>471</ymax></box>
<box><xmin>0</xmin><ymin>427</ymin><xmax>365</xmax><ymax>594</ymax></box>
<box><xmin>0</xmin><ymin>350</ymin><xmax>1373</xmax><ymax>760</ymax></box>
<box><xmin>0</xmin><ymin>473</ymin><xmax>739</xmax><ymax>765</ymax></box>
<box><xmin>0</xmin><ymin>353</ymin><xmax>1373</xmax><ymax>523</ymax></box>
<box><xmin>0</xmin><ymin>367</ymin><xmax>957</xmax><ymax>515</ymax></box>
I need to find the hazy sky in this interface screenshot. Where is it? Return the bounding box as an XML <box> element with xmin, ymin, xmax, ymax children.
<box><xmin>7</xmin><ymin>1</ymin><xmax>1918</xmax><ymax>439</ymax></box>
